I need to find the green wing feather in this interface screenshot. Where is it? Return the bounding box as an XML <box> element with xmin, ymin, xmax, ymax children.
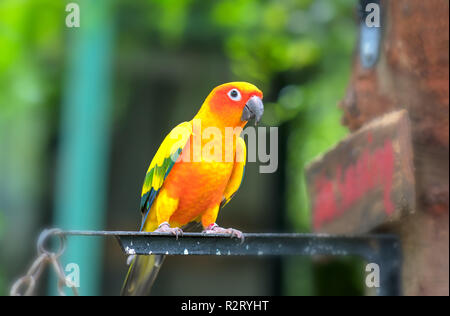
<box><xmin>139</xmin><ymin>121</ymin><xmax>192</xmax><ymax>230</ymax></box>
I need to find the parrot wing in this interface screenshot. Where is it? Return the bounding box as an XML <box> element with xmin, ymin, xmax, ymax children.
<box><xmin>139</xmin><ymin>121</ymin><xmax>192</xmax><ymax>230</ymax></box>
<box><xmin>123</xmin><ymin>122</ymin><xmax>191</xmax><ymax>296</ymax></box>
<box><xmin>220</xmin><ymin>136</ymin><xmax>246</xmax><ymax>208</ymax></box>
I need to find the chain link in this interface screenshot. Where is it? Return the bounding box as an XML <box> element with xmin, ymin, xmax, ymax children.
<box><xmin>10</xmin><ymin>228</ymin><xmax>79</xmax><ymax>296</ymax></box>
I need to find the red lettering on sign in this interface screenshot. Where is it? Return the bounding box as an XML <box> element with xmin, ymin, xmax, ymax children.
<box><xmin>313</xmin><ymin>140</ymin><xmax>395</xmax><ymax>230</ymax></box>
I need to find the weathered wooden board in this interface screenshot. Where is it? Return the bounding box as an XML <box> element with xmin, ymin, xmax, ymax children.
<box><xmin>306</xmin><ymin>110</ymin><xmax>415</xmax><ymax>234</ymax></box>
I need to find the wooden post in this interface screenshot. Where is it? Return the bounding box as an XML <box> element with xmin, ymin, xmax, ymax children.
<box><xmin>337</xmin><ymin>0</ymin><xmax>448</xmax><ymax>295</ymax></box>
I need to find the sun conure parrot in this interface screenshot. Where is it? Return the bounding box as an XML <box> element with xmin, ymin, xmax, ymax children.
<box><xmin>121</xmin><ymin>82</ymin><xmax>264</xmax><ymax>295</ymax></box>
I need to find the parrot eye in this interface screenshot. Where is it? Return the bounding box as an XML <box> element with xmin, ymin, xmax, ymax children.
<box><xmin>227</xmin><ymin>89</ymin><xmax>241</xmax><ymax>101</ymax></box>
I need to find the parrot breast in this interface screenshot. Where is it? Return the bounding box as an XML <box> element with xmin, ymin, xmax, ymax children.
<box><xmin>158</xmin><ymin>135</ymin><xmax>235</xmax><ymax>227</ymax></box>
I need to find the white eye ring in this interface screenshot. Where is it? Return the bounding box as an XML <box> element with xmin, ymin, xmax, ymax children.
<box><xmin>227</xmin><ymin>89</ymin><xmax>241</xmax><ymax>101</ymax></box>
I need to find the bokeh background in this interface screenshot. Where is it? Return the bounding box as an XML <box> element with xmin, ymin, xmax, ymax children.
<box><xmin>0</xmin><ymin>0</ymin><xmax>363</xmax><ymax>295</ymax></box>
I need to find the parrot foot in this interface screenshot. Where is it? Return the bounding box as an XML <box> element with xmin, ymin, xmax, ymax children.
<box><xmin>202</xmin><ymin>223</ymin><xmax>245</xmax><ymax>243</ymax></box>
<box><xmin>155</xmin><ymin>222</ymin><xmax>183</xmax><ymax>239</ymax></box>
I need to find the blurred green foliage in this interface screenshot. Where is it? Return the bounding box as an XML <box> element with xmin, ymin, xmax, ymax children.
<box><xmin>0</xmin><ymin>0</ymin><xmax>66</xmax><ymax>296</ymax></box>
<box><xmin>0</xmin><ymin>0</ymin><xmax>64</xmax><ymax>112</ymax></box>
<box><xmin>1</xmin><ymin>0</ymin><xmax>356</xmax><ymax>295</ymax></box>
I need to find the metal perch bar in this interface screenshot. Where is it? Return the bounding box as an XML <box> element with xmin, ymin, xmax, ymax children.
<box><xmin>56</xmin><ymin>230</ymin><xmax>402</xmax><ymax>296</ymax></box>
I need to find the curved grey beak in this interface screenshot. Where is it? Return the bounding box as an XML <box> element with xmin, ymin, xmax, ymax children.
<box><xmin>241</xmin><ymin>95</ymin><xmax>264</xmax><ymax>124</ymax></box>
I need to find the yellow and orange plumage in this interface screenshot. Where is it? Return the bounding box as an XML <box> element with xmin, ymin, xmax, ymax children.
<box><xmin>122</xmin><ymin>82</ymin><xmax>263</xmax><ymax>295</ymax></box>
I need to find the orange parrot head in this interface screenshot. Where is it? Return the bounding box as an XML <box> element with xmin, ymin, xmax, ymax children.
<box><xmin>197</xmin><ymin>82</ymin><xmax>264</xmax><ymax>128</ymax></box>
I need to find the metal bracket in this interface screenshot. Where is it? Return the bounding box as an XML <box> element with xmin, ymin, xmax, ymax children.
<box><xmin>61</xmin><ymin>230</ymin><xmax>402</xmax><ymax>296</ymax></box>
<box><xmin>358</xmin><ymin>0</ymin><xmax>383</xmax><ymax>68</ymax></box>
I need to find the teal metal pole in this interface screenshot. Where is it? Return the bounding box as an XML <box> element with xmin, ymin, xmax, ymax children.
<box><xmin>52</xmin><ymin>0</ymin><xmax>114</xmax><ymax>295</ymax></box>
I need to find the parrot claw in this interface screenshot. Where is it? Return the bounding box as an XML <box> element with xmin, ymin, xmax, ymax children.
<box><xmin>203</xmin><ymin>223</ymin><xmax>245</xmax><ymax>243</ymax></box>
<box><xmin>155</xmin><ymin>222</ymin><xmax>183</xmax><ymax>239</ymax></box>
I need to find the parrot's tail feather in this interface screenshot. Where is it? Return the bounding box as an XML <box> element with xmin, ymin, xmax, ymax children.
<box><xmin>120</xmin><ymin>254</ymin><xmax>166</xmax><ymax>296</ymax></box>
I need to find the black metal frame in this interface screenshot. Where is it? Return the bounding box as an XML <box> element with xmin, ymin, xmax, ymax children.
<box><xmin>61</xmin><ymin>230</ymin><xmax>402</xmax><ymax>296</ymax></box>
